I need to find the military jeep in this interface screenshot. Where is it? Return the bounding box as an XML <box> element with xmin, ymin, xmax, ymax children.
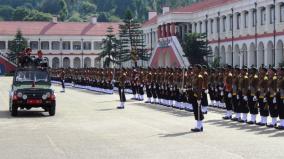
<box><xmin>9</xmin><ymin>67</ymin><xmax>56</xmax><ymax>116</ymax></box>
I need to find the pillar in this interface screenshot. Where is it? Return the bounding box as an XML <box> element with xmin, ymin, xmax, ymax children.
<box><xmin>171</xmin><ymin>23</ymin><xmax>176</xmax><ymax>36</ymax></box>
<box><xmin>163</xmin><ymin>24</ymin><xmax>167</xmax><ymax>38</ymax></box>
<box><xmin>167</xmin><ymin>23</ymin><xmax>171</xmax><ymax>37</ymax></box>
<box><xmin>157</xmin><ymin>26</ymin><xmax>161</xmax><ymax>39</ymax></box>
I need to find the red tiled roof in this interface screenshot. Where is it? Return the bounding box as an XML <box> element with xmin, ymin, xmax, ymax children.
<box><xmin>142</xmin><ymin>16</ymin><xmax>158</xmax><ymax>27</ymax></box>
<box><xmin>0</xmin><ymin>21</ymin><xmax>120</xmax><ymax>36</ymax></box>
<box><xmin>172</xmin><ymin>0</ymin><xmax>239</xmax><ymax>13</ymax></box>
<box><xmin>142</xmin><ymin>0</ymin><xmax>239</xmax><ymax>26</ymax></box>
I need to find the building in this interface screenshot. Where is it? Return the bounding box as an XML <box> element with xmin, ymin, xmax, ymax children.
<box><xmin>142</xmin><ymin>0</ymin><xmax>284</xmax><ymax>68</ymax></box>
<box><xmin>0</xmin><ymin>17</ymin><xmax>120</xmax><ymax>70</ymax></box>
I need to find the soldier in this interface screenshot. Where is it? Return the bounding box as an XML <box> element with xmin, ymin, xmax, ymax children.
<box><xmin>191</xmin><ymin>65</ymin><xmax>204</xmax><ymax>132</ymax></box>
<box><xmin>117</xmin><ymin>69</ymin><xmax>126</xmax><ymax>109</ymax></box>
<box><xmin>276</xmin><ymin>67</ymin><xmax>284</xmax><ymax>129</ymax></box>
<box><xmin>145</xmin><ymin>69</ymin><xmax>153</xmax><ymax>103</ymax></box>
<box><xmin>267</xmin><ymin>68</ymin><xmax>278</xmax><ymax>128</ymax></box>
<box><xmin>60</xmin><ymin>70</ymin><xmax>65</xmax><ymax>93</ymax></box>
<box><xmin>223</xmin><ymin>65</ymin><xmax>233</xmax><ymax>119</ymax></box>
<box><xmin>201</xmin><ymin>65</ymin><xmax>209</xmax><ymax>114</ymax></box>
<box><xmin>256</xmin><ymin>67</ymin><xmax>269</xmax><ymax>126</ymax></box>
<box><xmin>247</xmin><ymin>66</ymin><xmax>259</xmax><ymax>124</ymax></box>
<box><xmin>231</xmin><ymin>66</ymin><xmax>241</xmax><ymax>121</ymax></box>
<box><xmin>238</xmin><ymin>66</ymin><xmax>250</xmax><ymax>122</ymax></box>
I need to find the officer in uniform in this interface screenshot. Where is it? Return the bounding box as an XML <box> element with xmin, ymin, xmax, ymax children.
<box><xmin>223</xmin><ymin>65</ymin><xmax>233</xmax><ymax>119</ymax></box>
<box><xmin>247</xmin><ymin>66</ymin><xmax>259</xmax><ymax>124</ymax></box>
<box><xmin>267</xmin><ymin>68</ymin><xmax>279</xmax><ymax>128</ymax></box>
<box><xmin>231</xmin><ymin>66</ymin><xmax>241</xmax><ymax>121</ymax></box>
<box><xmin>239</xmin><ymin>66</ymin><xmax>249</xmax><ymax>122</ymax></box>
<box><xmin>191</xmin><ymin>65</ymin><xmax>204</xmax><ymax>132</ymax></box>
<box><xmin>117</xmin><ymin>69</ymin><xmax>127</xmax><ymax>109</ymax></box>
<box><xmin>201</xmin><ymin>65</ymin><xmax>209</xmax><ymax>114</ymax></box>
<box><xmin>277</xmin><ymin>67</ymin><xmax>284</xmax><ymax>129</ymax></box>
<box><xmin>256</xmin><ymin>67</ymin><xmax>269</xmax><ymax>126</ymax></box>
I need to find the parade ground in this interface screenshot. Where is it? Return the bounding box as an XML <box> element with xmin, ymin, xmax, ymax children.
<box><xmin>0</xmin><ymin>77</ymin><xmax>283</xmax><ymax>159</ymax></box>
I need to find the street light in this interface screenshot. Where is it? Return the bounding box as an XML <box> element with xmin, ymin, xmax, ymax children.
<box><xmin>81</xmin><ymin>38</ymin><xmax>84</xmax><ymax>68</ymax></box>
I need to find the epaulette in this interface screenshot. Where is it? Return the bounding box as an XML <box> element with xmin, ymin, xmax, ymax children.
<box><xmin>264</xmin><ymin>76</ymin><xmax>268</xmax><ymax>80</ymax></box>
<box><xmin>254</xmin><ymin>75</ymin><xmax>258</xmax><ymax>78</ymax></box>
<box><xmin>244</xmin><ymin>75</ymin><xmax>248</xmax><ymax>79</ymax></box>
<box><xmin>273</xmin><ymin>76</ymin><xmax>277</xmax><ymax>80</ymax></box>
<box><xmin>204</xmin><ymin>71</ymin><xmax>208</xmax><ymax>75</ymax></box>
<box><xmin>228</xmin><ymin>73</ymin><xmax>233</xmax><ymax>76</ymax></box>
<box><xmin>198</xmin><ymin>74</ymin><xmax>203</xmax><ymax>78</ymax></box>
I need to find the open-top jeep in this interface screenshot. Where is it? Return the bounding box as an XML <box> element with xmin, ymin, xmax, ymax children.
<box><xmin>9</xmin><ymin>67</ymin><xmax>56</xmax><ymax>116</ymax></box>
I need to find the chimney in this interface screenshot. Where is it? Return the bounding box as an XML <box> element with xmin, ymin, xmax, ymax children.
<box><xmin>148</xmin><ymin>11</ymin><xmax>157</xmax><ymax>20</ymax></box>
<box><xmin>91</xmin><ymin>16</ymin><xmax>97</xmax><ymax>24</ymax></box>
<box><xmin>162</xmin><ymin>7</ymin><xmax>170</xmax><ymax>15</ymax></box>
<box><xmin>52</xmin><ymin>16</ymin><xmax>58</xmax><ymax>23</ymax></box>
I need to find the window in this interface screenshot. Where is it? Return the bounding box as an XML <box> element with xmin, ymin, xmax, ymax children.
<box><xmin>237</xmin><ymin>13</ymin><xmax>241</xmax><ymax>29</ymax></box>
<box><xmin>230</xmin><ymin>15</ymin><xmax>233</xmax><ymax>31</ymax></box>
<box><xmin>73</xmin><ymin>41</ymin><xmax>81</xmax><ymax>50</ymax></box>
<box><xmin>270</xmin><ymin>6</ymin><xmax>275</xmax><ymax>24</ymax></box>
<box><xmin>83</xmin><ymin>42</ymin><xmax>91</xmax><ymax>50</ymax></box>
<box><xmin>280</xmin><ymin>4</ymin><xmax>284</xmax><ymax>22</ymax></box>
<box><xmin>210</xmin><ymin>19</ymin><xmax>213</xmax><ymax>34</ymax></box>
<box><xmin>94</xmin><ymin>42</ymin><xmax>102</xmax><ymax>50</ymax></box>
<box><xmin>223</xmin><ymin>17</ymin><xmax>226</xmax><ymax>32</ymax></box>
<box><xmin>0</xmin><ymin>41</ymin><xmax>5</xmax><ymax>50</ymax></box>
<box><xmin>41</xmin><ymin>41</ymin><xmax>49</xmax><ymax>50</ymax></box>
<box><xmin>30</xmin><ymin>41</ymin><xmax>38</xmax><ymax>50</ymax></box>
<box><xmin>51</xmin><ymin>41</ymin><xmax>60</xmax><ymax>50</ymax></box>
<box><xmin>261</xmin><ymin>8</ymin><xmax>266</xmax><ymax>25</ymax></box>
<box><xmin>244</xmin><ymin>12</ymin><xmax>248</xmax><ymax>28</ymax></box>
<box><xmin>253</xmin><ymin>10</ymin><xmax>257</xmax><ymax>27</ymax></box>
<box><xmin>62</xmin><ymin>41</ymin><xmax>71</xmax><ymax>50</ymax></box>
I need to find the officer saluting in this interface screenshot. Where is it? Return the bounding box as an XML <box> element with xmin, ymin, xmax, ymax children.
<box><xmin>191</xmin><ymin>64</ymin><xmax>204</xmax><ymax>132</ymax></box>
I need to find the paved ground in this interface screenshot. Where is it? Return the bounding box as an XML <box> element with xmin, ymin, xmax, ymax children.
<box><xmin>0</xmin><ymin>77</ymin><xmax>283</xmax><ymax>159</ymax></box>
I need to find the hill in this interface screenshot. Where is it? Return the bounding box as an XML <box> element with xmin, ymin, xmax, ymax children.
<box><xmin>0</xmin><ymin>0</ymin><xmax>198</xmax><ymax>22</ymax></box>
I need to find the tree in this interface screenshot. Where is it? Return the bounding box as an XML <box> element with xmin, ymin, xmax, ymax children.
<box><xmin>0</xmin><ymin>5</ymin><xmax>15</xmax><ymax>20</ymax></box>
<box><xmin>118</xmin><ymin>10</ymin><xmax>149</xmax><ymax>67</ymax></box>
<box><xmin>79</xmin><ymin>1</ymin><xmax>97</xmax><ymax>15</ymax></box>
<box><xmin>99</xmin><ymin>26</ymin><xmax>120</xmax><ymax>68</ymax></box>
<box><xmin>182</xmin><ymin>33</ymin><xmax>212</xmax><ymax>65</ymax></box>
<box><xmin>8</xmin><ymin>30</ymin><xmax>27</xmax><ymax>63</ymax></box>
<box><xmin>12</xmin><ymin>7</ymin><xmax>30</xmax><ymax>21</ymax></box>
<box><xmin>23</xmin><ymin>9</ymin><xmax>52</xmax><ymax>21</ymax></box>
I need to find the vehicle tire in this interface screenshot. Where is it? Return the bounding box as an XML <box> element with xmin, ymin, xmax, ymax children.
<box><xmin>49</xmin><ymin>103</ymin><xmax>56</xmax><ymax>116</ymax></box>
<box><xmin>11</xmin><ymin>105</ymin><xmax>18</xmax><ymax>117</ymax></box>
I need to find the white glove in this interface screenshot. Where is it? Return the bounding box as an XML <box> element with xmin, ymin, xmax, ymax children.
<box><xmin>263</xmin><ymin>98</ymin><xmax>267</xmax><ymax>103</ymax></box>
<box><xmin>221</xmin><ymin>91</ymin><xmax>224</xmax><ymax>96</ymax></box>
<box><xmin>253</xmin><ymin>96</ymin><xmax>257</xmax><ymax>101</ymax></box>
<box><xmin>243</xmin><ymin>96</ymin><xmax>248</xmax><ymax>101</ymax></box>
<box><xmin>237</xmin><ymin>95</ymin><xmax>239</xmax><ymax>99</ymax></box>
<box><xmin>228</xmin><ymin>93</ymin><xmax>232</xmax><ymax>98</ymax></box>
<box><xmin>205</xmin><ymin>89</ymin><xmax>209</xmax><ymax>94</ymax></box>
<box><xmin>215</xmin><ymin>89</ymin><xmax>218</xmax><ymax>92</ymax></box>
<box><xmin>273</xmin><ymin>97</ymin><xmax>277</xmax><ymax>104</ymax></box>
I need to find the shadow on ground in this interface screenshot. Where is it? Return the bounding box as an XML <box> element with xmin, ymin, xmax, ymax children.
<box><xmin>0</xmin><ymin>110</ymin><xmax>51</xmax><ymax>118</ymax></box>
<box><xmin>205</xmin><ymin>119</ymin><xmax>284</xmax><ymax>137</ymax></box>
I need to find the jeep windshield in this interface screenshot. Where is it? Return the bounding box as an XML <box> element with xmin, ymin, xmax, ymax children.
<box><xmin>14</xmin><ymin>70</ymin><xmax>50</xmax><ymax>85</ymax></box>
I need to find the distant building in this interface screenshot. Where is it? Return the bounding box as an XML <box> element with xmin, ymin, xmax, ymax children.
<box><xmin>142</xmin><ymin>0</ymin><xmax>284</xmax><ymax>68</ymax></box>
<box><xmin>0</xmin><ymin>17</ymin><xmax>120</xmax><ymax>69</ymax></box>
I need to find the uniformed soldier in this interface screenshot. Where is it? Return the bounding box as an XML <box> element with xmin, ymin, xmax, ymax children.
<box><xmin>256</xmin><ymin>67</ymin><xmax>269</xmax><ymax>126</ymax></box>
<box><xmin>247</xmin><ymin>66</ymin><xmax>259</xmax><ymax>124</ymax></box>
<box><xmin>231</xmin><ymin>66</ymin><xmax>241</xmax><ymax>121</ymax></box>
<box><xmin>276</xmin><ymin>67</ymin><xmax>284</xmax><ymax>129</ymax></box>
<box><xmin>239</xmin><ymin>66</ymin><xmax>249</xmax><ymax>122</ymax></box>
<box><xmin>191</xmin><ymin>65</ymin><xmax>204</xmax><ymax>132</ymax></box>
<box><xmin>60</xmin><ymin>70</ymin><xmax>65</xmax><ymax>93</ymax></box>
<box><xmin>267</xmin><ymin>68</ymin><xmax>279</xmax><ymax>128</ymax></box>
<box><xmin>223</xmin><ymin>65</ymin><xmax>233</xmax><ymax>119</ymax></box>
<box><xmin>201</xmin><ymin>65</ymin><xmax>209</xmax><ymax>114</ymax></box>
<box><xmin>117</xmin><ymin>69</ymin><xmax>127</xmax><ymax>109</ymax></box>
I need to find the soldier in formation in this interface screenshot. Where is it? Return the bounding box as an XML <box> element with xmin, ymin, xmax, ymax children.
<box><xmin>50</xmin><ymin>65</ymin><xmax>284</xmax><ymax>131</ymax></box>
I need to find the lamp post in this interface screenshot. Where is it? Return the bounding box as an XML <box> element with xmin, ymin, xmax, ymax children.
<box><xmin>273</xmin><ymin>0</ymin><xmax>276</xmax><ymax>66</ymax></box>
<box><xmin>254</xmin><ymin>2</ymin><xmax>258</xmax><ymax>67</ymax></box>
<box><xmin>81</xmin><ymin>38</ymin><xmax>84</xmax><ymax>68</ymax></box>
<box><xmin>231</xmin><ymin>8</ymin><xmax>234</xmax><ymax>66</ymax></box>
<box><xmin>60</xmin><ymin>38</ymin><xmax>63</xmax><ymax>68</ymax></box>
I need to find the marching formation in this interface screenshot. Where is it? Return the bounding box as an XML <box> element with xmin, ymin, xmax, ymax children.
<box><xmin>50</xmin><ymin>65</ymin><xmax>284</xmax><ymax>132</ymax></box>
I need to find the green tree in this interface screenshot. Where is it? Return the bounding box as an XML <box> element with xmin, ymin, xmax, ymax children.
<box><xmin>0</xmin><ymin>5</ymin><xmax>15</xmax><ymax>20</ymax></box>
<box><xmin>8</xmin><ymin>30</ymin><xmax>27</xmax><ymax>63</ymax></box>
<box><xmin>99</xmin><ymin>26</ymin><xmax>120</xmax><ymax>68</ymax></box>
<box><xmin>23</xmin><ymin>9</ymin><xmax>52</xmax><ymax>21</ymax></box>
<box><xmin>118</xmin><ymin>10</ymin><xmax>149</xmax><ymax>67</ymax></box>
<box><xmin>79</xmin><ymin>1</ymin><xmax>97</xmax><ymax>15</ymax></box>
<box><xmin>182</xmin><ymin>33</ymin><xmax>212</xmax><ymax>65</ymax></box>
<box><xmin>12</xmin><ymin>7</ymin><xmax>30</xmax><ymax>21</ymax></box>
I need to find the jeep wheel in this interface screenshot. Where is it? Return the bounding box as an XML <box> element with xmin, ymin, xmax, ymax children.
<box><xmin>11</xmin><ymin>105</ymin><xmax>18</xmax><ymax>117</ymax></box>
<box><xmin>49</xmin><ymin>104</ymin><xmax>56</xmax><ymax>116</ymax></box>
